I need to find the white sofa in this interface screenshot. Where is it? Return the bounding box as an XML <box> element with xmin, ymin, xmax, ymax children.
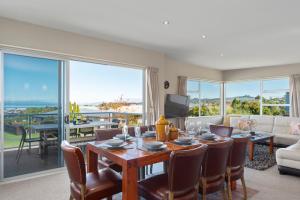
<box><xmin>276</xmin><ymin>140</ymin><xmax>300</xmax><ymax>176</ymax></box>
<box><xmin>186</xmin><ymin>115</ymin><xmax>300</xmax><ymax>146</ymax></box>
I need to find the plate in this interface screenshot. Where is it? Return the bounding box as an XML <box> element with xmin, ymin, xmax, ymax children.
<box><xmin>113</xmin><ymin>136</ymin><xmax>132</xmax><ymax>141</ymax></box>
<box><xmin>143</xmin><ymin>144</ymin><xmax>167</xmax><ymax>151</ymax></box>
<box><xmin>97</xmin><ymin>142</ymin><xmax>128</xmax><ymax>149</ymax></box>
<box><xmin>174</xmin><ymin>139</ymin><xmax>194</xmax><ymax>145</ymax></box>
<box><xmin>143</xmin><ymin>131</ymin><xmax>156</xmax><ymax>137</ymax></box>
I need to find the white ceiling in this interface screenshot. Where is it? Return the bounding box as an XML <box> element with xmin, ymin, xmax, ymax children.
<box><xmin>0</xmin><ymin>0</ymin><xmax>300</xmax><ymax>70</ymax></box>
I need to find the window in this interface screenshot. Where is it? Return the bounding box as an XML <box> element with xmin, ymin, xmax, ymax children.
<box><xmin>187</xmin><ymin>80</ymin><xmax>221</xmax><ymax>116</ymax></box>
<box><xmin>69</xmin><ymin>60</ymin><xmax>144</xmax><ymax>126</ymax></box>
<box><xmin>225</xmin><ymin>78</ymin><xmax>290</xmax><ymax>116</ymax></box>
<box><xmin>226</xmin><ymin>81</ymin><xmax>260</xmax><ymax>115</ymax></box>
<box><xmin>262</xmin><ymin>78</ymin><xmax>290</xmax><ymax>116</ymax></box>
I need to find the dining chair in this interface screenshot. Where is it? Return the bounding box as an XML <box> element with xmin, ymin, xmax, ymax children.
<box><xmin>199</xmin><ymin>139</ymin><xmax>233</xmax><ymax>200</ymax></box>
<box><xmin>95</xmin><ymin>129</ymin><xmax>123</xmax><ymax>172</ymax></box>
<box><xmin>226</xmin><ymin>136</ymin><xmax>250</xmax><ymax>200</ymax></box>
<box><xmin>16</xmin><ymin>126</ymin><xmax>41</xmax><ymax>163</ymax></box>
<box><xmin>209</xmin><ymin>125</ymin><xmax>233</xmax><ymax>137</ymax></box>
<box><xmin>61</xmin><ymin>141</ymin><xmax>122</xmax><ymax>200</ymax></box>
<box><xmin>138</xmin><ymin>145</ymin><xmax>208</xmax><ymax>200</ymax></box>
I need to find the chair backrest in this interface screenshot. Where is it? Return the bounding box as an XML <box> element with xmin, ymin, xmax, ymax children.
<box><xmin>168</xmin><ymin>145</ymin><xmax>207</xmax><ymax>195</ymax></box>
<box><xmin>17</xmin><ymin>126</ymin><xmax>27</xmax><ymax>139</ymax></box>
<box><xmin>95</xmin><ymin>129</ymin><xmax>122</xmax><ymax>141</ymax></box>
<box><xmin>209</xmin><ymin>125</ymin><xmax>233</xmax><ymax>137</ymax></box>
<box><xmin>228</xmin><ymin>136</ymin><xmax>249</xmax><ymax>167</ymax></box>
<box><xmin>61</xmin><ymin>141</ymin><xmax>86</xmax><ymax>185</ymax></box>
<box><xmin>202</xmin><ymin>139</ymin><xmax>233</xmax><ymax>178</ymax></box>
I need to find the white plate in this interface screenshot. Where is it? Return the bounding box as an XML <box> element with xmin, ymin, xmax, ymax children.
<box><xmin>143</xmin><ymin>144</ymin><xmax>167</xmax><ymax>151</ymax></box>
<box><xmin>97</xmin><ymin>142</ymin><xmax>128</xmax><ymax>149</ymax></box>
<box><xmin>113</xmin><ymin>136</ymin><xmax>132</xmax><ymax>141</ymax></box>
<box><xmin>174</xmin><ymin>139</ymin><xmax>193</xmax><ymax>145</ymax></box>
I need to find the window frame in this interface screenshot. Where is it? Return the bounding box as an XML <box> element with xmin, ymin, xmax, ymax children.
<box><xmin>260</xmin><ymin>78</ymin><xmax>290</xmax><ymax>116</ymax></box>
<box><xmin>224</xmin><ymin>77</ymin><xmax>291</xmax><ymax>116</ymax></box>
<box><xmin>187</xmin><ymin>79</ymin><xmax>222</xmax><ymax>117</ymax></box>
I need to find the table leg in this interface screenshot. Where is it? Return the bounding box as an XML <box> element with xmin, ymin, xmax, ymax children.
<box><xmin>269</xmin><ymin>137</ymin><xmax>274</xmax><ymax>154</ymax></box>
<box><xmin>231</xmin><ymin>180</ymin><xmax>237</xmax><ymax>190</ymax></box>
<box><xmin>86</xmin><ymin>145</ymin><xmax>98</xmax><ymax>173</ymax></box>
<box><xmin>122</xmin><ymin>161</ymin><xmax>138</xmax><ymax>200</ymax></box>
<box><xmin>248</xmin><ymin>142</ymin><xmax>254</xmax><ymax>161</ymax></box>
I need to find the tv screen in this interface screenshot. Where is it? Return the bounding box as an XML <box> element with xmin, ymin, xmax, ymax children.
<box><xmin>165</xmin><ymin>94</ymin><xmax>190</xmax><ymax>119</ymax></box>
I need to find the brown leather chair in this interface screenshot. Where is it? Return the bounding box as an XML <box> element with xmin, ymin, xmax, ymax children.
<box><xmin>199</xmin><ymin>139</ymin><xmax>233</xmax><ymax>200</ymax></box>
<box><xmin>138</xmin><ymin>145</ymin><xmax>208</xmax><ymax>200</ymax></box>
<box><xmin>61</xmin><ymin>141</ymin><xmax>122</xmax><ymax>200</ymax></box>
<box><xmin>95</xmin><ymin>129</ymin><xmax>123</xmax><ymax>172</ymax></box>
<box><xmin>226</xmin><ymin>136</ymin><xmax>250</xmax><ymax>200</ymax></box>
<box><xmin>209</xmin><ymin>125</ymin><xmax>233</xmax><ymax>137</ymax></box>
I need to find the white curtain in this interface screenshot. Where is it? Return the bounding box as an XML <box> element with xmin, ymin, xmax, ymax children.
<box><xmin>177</xmin><ymin>76</ymin><xmax>187</xmax><ymax>130</ymax></box>
<box><xmin>146</xmin><ymin>67</ymin><xmax>160</xmax><ymax>125</ymax></box>
<box><xmin>290</xmin><ymin>74</ymin><xmax>300</xmax><ymax>117</ymax></box>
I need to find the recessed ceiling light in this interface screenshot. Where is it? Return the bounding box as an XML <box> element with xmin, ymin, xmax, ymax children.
<box><xmin>163</xmin><ymin>20</ymin><xmax>170</xmax><ymax>25</ymax></box>
<box><xmin>202</xmin><ymin>35</ymin><xmax>207</xmax><ymax>39</ymax></box>
<box><xmin>220</xmin><ymin>53</ymin><xmax>224</xmax><ymax>57</ymax></box>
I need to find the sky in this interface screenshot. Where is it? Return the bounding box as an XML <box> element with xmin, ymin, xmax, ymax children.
<box><xmin>3</xmin><ymin>53</ymin><xmax>288</xmax><ymax>105</ymax></box>
<box><xmin>4</xmin><ymin>53</ymin><xmax>59</xmax><ymax>104</ymax></box>
<box><xmin>69</xmin><ymin>61</ymin><xmax>143</xmax><ymax>104</ymax></box>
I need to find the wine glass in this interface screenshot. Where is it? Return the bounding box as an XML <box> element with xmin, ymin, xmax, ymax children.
<box><xmin>122</xmin><ymin>124</ymin><xmax>128</xmax><ymax>140</ymax></box>
<box><xmin>165</xmin><ymin>125</ymin><xmax>170</xmax><ymax>140</ymax></box>
<box><xmin>134</xmin><ymin>126</ymin><xmax>141</xmax><ymax>147</ymax></box>
<box><xmin>134</xmin><ymin>126</ymin><xmax>141</xmax><ymax>138</ymax></box>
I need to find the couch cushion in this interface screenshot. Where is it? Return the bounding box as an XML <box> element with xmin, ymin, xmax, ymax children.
<box><xmin>274</xmin><ymin>134</ymin><xmax>300</xmax><ymax>146</ymax></box>
<box><xmin>276</xmin><ymin>142</ymin><xmax>300</xmax><ymax>169</ymax></box>
<box><xmin>187</xmin><ymin>116</ymin><xmax>223</xmax><ymax>129</ymax></box>
<box><xmin>273</xmin><ymin>116</ymin><xmax>300</xmax><ymax>136</ymax></box>
<box><xmin>249</xmin><ymin>115</ymin><xmax>274</xmax><ymax>133</ymax></box>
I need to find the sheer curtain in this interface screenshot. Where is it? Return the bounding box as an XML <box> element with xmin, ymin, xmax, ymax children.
<box><xmin>290</xmin><ymin>74</ymin><xmax>300</xmax><ymax>117</ymax></box>
<box><xmin>177</xmin><ymin>76</ymin><xmax>187</xmax><ymax>130</ymax></box>
<box><xmin>146</xmin><ymin>67</ymin><xmax>160</xmax><ymax>125</ymax></box>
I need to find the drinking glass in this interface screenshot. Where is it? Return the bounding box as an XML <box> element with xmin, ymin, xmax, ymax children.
<box><xmin>165</xmin><ymin>125</ymin><xmax>170</xmax><ymax>139</ymax></box>
<box><xmin>134</xmin><ymin>126</ymin><xmax>141</xmax><ymax>147</ymax></box>
<box><xmin>122</xmin><ymin>125</ymin><xmax>128</xmax><ymax>140</ymax></box>
<box><xmin>134</xmin><ymin>126</ymin><xmax>141</xmax><ymax>138</ymax></box>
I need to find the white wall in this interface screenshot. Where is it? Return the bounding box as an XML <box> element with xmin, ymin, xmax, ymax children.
<box><xmin>0</xmin><ymin>17</ymin><xmax>223</xmax><ymax>115</ymax></box>
<box><xmin>164</xmin><ymin>58</ymin><xmax>223</xmax><ymax>95</ymax></box>
<box><xmin>223</xmin><ymin>63</ymin><xmax>300</xmax><ymax>81</ymax></box>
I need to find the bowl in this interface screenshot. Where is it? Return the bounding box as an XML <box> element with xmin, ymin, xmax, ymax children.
<box><xmin>143</xmin><ymin>141</ymin><xmax>163</xmax><ymax>149</ymax></box>
<box><xmin>105</xmin><ymin>139</ymin><xmax>124</xmax><ymax>147</ymax></box>
<box><xmin>115</xmin><ymin>134</ymin><xmax>128</xmax><ymax>140</ymax></box>
<box><xmin>177</xmin><ymin>136</ymin><xmax>193</xmax><ymax>143</ymax></box>
<box><xmin>201</xmin><ymin>133</ymin><xmax>215</xmax><ymax>139</ymax></box>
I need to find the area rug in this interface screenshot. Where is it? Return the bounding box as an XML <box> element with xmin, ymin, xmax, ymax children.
<box><xmin>245</xmin><ymin>144</ymin><xmax>278</xmax><ymax>170</ymax></box>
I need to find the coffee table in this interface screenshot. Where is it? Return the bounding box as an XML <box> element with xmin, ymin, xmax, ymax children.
<box><xmin>248</xmin><ymin>133</ymin><xmax>274</xmax><ymax>161</ymax></box>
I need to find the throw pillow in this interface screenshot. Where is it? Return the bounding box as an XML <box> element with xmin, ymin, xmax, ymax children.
<box><xmin>238</xmin><ymin>119</ymin><xmax>250</xmax><ymax>131</ymax></box>
<box><xmin>289</xmin><ymin>122</ymin><xmax>300</xmax><ymax>135</ymax></box>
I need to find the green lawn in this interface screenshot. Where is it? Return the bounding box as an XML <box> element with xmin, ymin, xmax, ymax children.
<box><xmin>4</xmin><ymin>132</ymin><xmax>39</xmax><ymax>149</ymax></box>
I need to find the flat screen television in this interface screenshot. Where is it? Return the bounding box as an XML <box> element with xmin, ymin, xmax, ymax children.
<box><xmin>165</xmin><ymin>94</ymin><xmax>190</xmax><ymax>119</ymax></box>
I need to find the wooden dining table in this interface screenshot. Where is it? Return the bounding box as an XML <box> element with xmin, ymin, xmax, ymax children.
<box><xmin>86</xmin><ymin>136</ymin><xmax>231</xmax><ymax>200</ymax></box>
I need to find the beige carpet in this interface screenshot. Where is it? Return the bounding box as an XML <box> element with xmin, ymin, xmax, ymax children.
<box><xmin>0</xmin><ymin>165</ymin><xmax>300</xmax><ymax>200</ymax></box>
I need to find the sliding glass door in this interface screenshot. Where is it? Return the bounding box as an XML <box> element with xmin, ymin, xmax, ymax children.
<box><xmin>0</xmin><ymin>52</ymin><xmax>65</xmax><ymax>179</ymax></box>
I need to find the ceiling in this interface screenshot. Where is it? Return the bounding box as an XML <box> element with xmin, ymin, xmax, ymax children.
<box><xmin>0</xmin><ymin>0</ymin><xmax>300</xmax><ymax>70</ymax></box>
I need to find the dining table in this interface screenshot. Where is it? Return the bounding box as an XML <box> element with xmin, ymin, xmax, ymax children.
<box><xmin>86</xmin><ymin>135</ymin><xmax>232</xmax><ymax>200</ymax></box>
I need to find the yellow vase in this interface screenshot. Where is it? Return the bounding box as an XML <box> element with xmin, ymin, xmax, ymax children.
<box><xmin>155</xmin><ymin>115</ymin><xmax>169</xmax><ymax>142</ymax></box>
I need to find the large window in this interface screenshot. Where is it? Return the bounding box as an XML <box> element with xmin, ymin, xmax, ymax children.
<box><xmin>262</xmin><ymin>79</ymin><xmax>290</xmax><ymax>116</ymax></box>
<box><xmin>187</xmin><ymin>80</ymin><xmax>221</xmax><ymax>116</ymax></box>
<box><xmin>226</xmin><ymin>81</ymin><xmax>260</xmax><ymax>115</ymax></box>
<box><xmin>225</xmin><ymin>78</ymin><xmax>290</xmax><ymax>116</ymax></box>
<box><xmin>69</xmin><ymin>61</ymin><xmax>144</xmax><ymax>127</ymax></box>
